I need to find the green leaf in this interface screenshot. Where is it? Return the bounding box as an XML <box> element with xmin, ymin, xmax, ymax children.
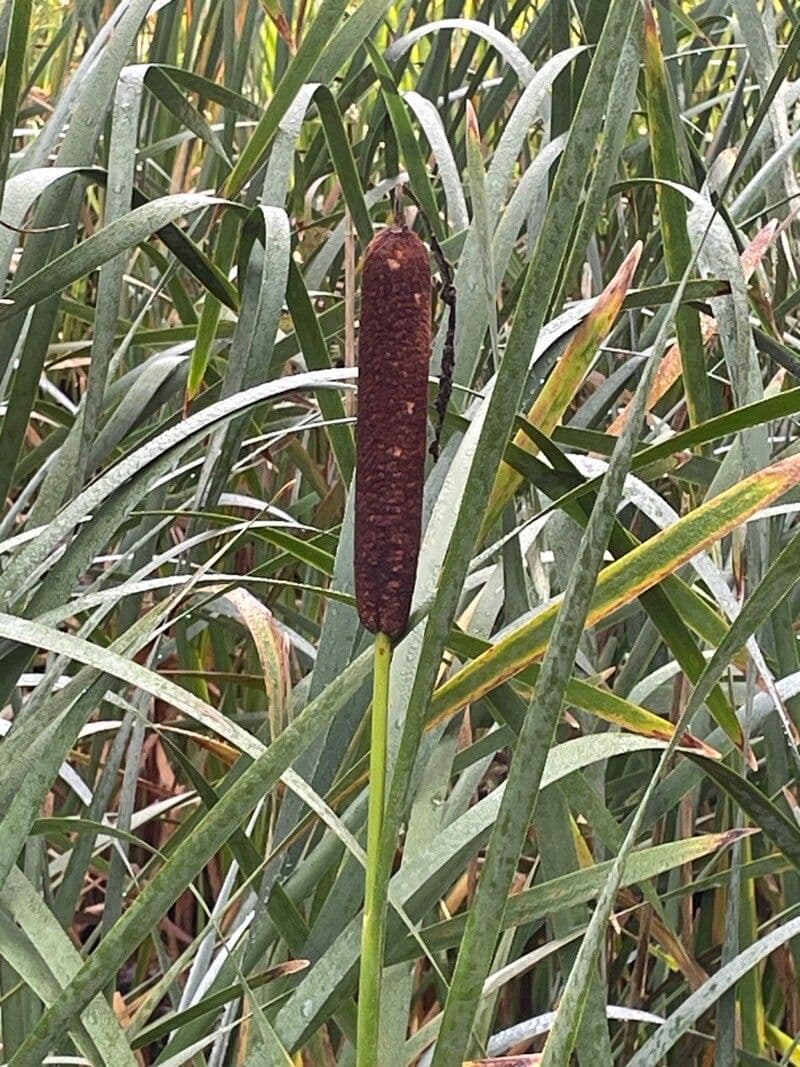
<box><xmin>387</xmin><ymin>830</ymin><xmax>745</xmax><ymax>964</ymax></box>
<box><xmin>365</xmin><ymin>39</ymin><xmax>443</xmax><ymax>240</ymax></box>
<box><xmin>0</xmin><ymin>0</ymin><xmax>32</xmax><ymax>208</ymax></box>
<box><xmin>0</xmin><ymin>193</ymin><xmax>224</xmax><ymax>323</ymax></box>
<box><xmin>686</xmin><ymin>756</ymin><xmax>800</xmax><ymax>874</ymax></box>
<box><xmin>627</xmin><ymin>914</ymin><xmax>800</xmax><ymax>1066</ymax></box>
<box><xmin>434</xmin><ymin>455</ymin><xmax>800</xmax><ymax>749</ymax></box>
<box><xmin>0</xmin><ymin>867</ymin><xmax>137</xmax><ymax>1066</ymax></box>
<box><xmin>222</xmin><ymin>0</ymin><xmax>351</xmax><ymax>196</ymax></box>
<box><xmin>4</xmin><ymin>648</ymin><xmax>373</xmax><ymax>1066</ymax></box>
<box><xmin>643</xmin><ymin>0</ymin><xmax>710</xmax><ymax>427</ymax></box>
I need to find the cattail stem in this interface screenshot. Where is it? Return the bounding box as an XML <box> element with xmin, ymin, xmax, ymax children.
<box><xmin>357</xmin><ymin>630</ymin><xmax>393</xmax><ymax>1066</ymax></box>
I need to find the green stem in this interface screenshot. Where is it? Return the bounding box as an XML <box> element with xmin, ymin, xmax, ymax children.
<box><xmin>356</xmin><ymin>630</ymin><xmax>393</xmax><ymax>1066</ymax></box>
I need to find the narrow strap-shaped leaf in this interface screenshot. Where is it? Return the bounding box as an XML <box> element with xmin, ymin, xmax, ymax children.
<box><xmin>0</xmin><ymin>867</ymin><xmax>138</xmax><ymax>1065</ymax></box>
<box><xmin>0</xmin><ymin>0</ymin><xmax>32</xmax><ymax>209</ymax></box>
<box><xmin>433</xmin><ymin>455</ymin><xmax>800</xmax><ymax>745</ymax></box>
<box><xmin>285</xmin><ymin>260</ymin><xmax>356</xmax><ymax>483</ymax></box>
<box><xmin>428</xmin><ymin>5</ymin><xmax>644</xmax><ymax>1063</ymax></box>
<box><xmin>387</xmin><ymin>831</ymin><xmax>744</xmax><ymax>965</ymax></box>
<box><xmin>4</xmin><ymin>645</ymin><xmax>373</xmax><ymax>1067</ymax></box>
<box><xmin>386</xmin><ymin>19</ymin><xmax>534</xmax><ymax>86</ymax></box>
<box><xmin>483</xmin><ymin>242</ymin><xmax>642</xmax><ymax>533</ymax></box>
<box><xmin>0</xmin><ymin>193</ymin><xmax>223</xmax><ymax>324</ymax></box>
<box><xmin>686</xmin><ymin>756</ymin><xmax>800</xmax><ymax>874</ymax></box>
<box><xmin>222</xmin><ymin>0</ymin><xmax>351</xmax><ymax>197</ymax></box>
<box><xmin>193</xmin><ymin>205</ymin><xmax>291</xmax><ymax>511</ymax></box>
<box><xmin>626</xmin><ymin>913</ymin><xmax>800</xmax><ymax>1066</ymax></box>
<box><xmin>365</xmin><ymin>39</ymin><xmax>444</xmax><ymax>241</ymax></box>
<box><xmin>643</xmin><ymin>0</ymin><xmax>710</xmax><ymax>428</ymax></box>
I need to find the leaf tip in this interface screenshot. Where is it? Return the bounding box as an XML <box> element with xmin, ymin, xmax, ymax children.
<box><xmin>465</xmin><ymin>99</ymin><xmax>481</xmax><ymax>144</ymax></box>
<box><xmin>719</xmin><ymin>826</ymin><xmax>759</xmax><ymax>848</ymax></box>
<box><xmin>642</xmin><ymin>0</ymin><xmax>657</xmax><ymax>35</ymax></box>
<box><xmin>678</xmin><ymin>733</ymin><xmax>721</xmax><ymax>759</ymax></box>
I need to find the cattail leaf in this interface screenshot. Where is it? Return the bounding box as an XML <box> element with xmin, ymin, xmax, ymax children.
<box><xmin>685</xmin><ymin>755</ymin><xmax>800</xmax><ymax>875</ymax></box>
<box><xmin>764</xmin><ymin>1021</ymin><xmax>800</xmax><ymax>1065</ymax></box>
<box><xmin>222</xmin><ymin>589</ymin><xmax>292</xmax><ymax>740</ymax></box>
<box><xmin>272</xmin><ymin>734</ymin><xmax>676</xmax><ymax>1049</ymax></box>
<box><xmin>322</xmin><ymin>674</ymin><xmax>715</xmax><ymax>842</ymax></box>
<box><xmin>643</xmin><ymin>0</ymin><xmax>710</xmax><ymax>428</ymax></box>
<box><xmin>439</xmin><ymin>48</ymin><xmax>585</xmax><ymax>392</ymax></box>
<box><xmin>465</xmin><ymin>100</ymin><xmax>498</xmax><ymax>364</ymax></box>
<box><xmin>315</xmin><ymin>88</ymin><xmax>374</xmax><ymax>244</ymax></box>
<box><xmin>0</xmin><ymin>368</ymin><xmax>355</xmax><ymax>609</ymax></box>
<box><xmin>0</xmin><ymin>166</ymin><xmax>105</xmax><ymax>281</ymax></box>
<box><xmin>0</xmin><ymin>0</ymin><xmax>167</xmax><ymax>537</ymax></box>
<box><xmin>433</xmin><ymin>454</ymin><xmax>800</xmax><ymax>748</ymax></box>
<box><xmin>285</xmin><ymin>260</ymin><xmax>356</xmax><ymax>482</ymax></box>
<box><xmin>192</xmin><ymin>204</ymin><xmax>291</xmax><ymax>509</ymax></box>
<box><xmin>365</xmin><ymin>40</ymin><xmax>444</xmax><ymax>241</ymax></box>
<box><xmin>138</xmin><ymin>66</ymin><xmax>232</xmax><ymax>166</ymax></box>
<box><xmin>310</xmin><ymin>0</ymin><xmax>397</xmax><ymax>83</ymax></box>
<box><xmin>244</xmin><ymin>992</ymin><xmax>296</xmax><ymax>1066</ymax></box>
<box><xmin>0</xmin><ymin>0</ymin><xmax>32</xmax><ymax>211</ymax></box>
<box><xmin>129</xmin><ymin>962</ymin><xmax>310</xmax><ymax>1050</ymax></box>
<box><xmin>152</xmin><ymin>65</ymin><xmax>263</xmax><ymax>120</ymax></box>
<box><xmin>386</xmin><ymin>20</ymin><xmax>534</xmax><ymax>86</ymax></box>
<box><xmin>1</xmin><ymin>641</ymin><xmax>374</xmax><ymax>1066</ymax></box>
<box><xmin>128</xmin><ymin>186</ymin><xmax>237</xmax><ymax>308</ymax></box>
<box><xmin>484</xmin><ymin>241</ymin><xmax>642</xmax><ymax>533</ymax></box>
<box><xmin>0</xmin><ymin>610</ymin><xmax>268</xmax><ymax>764</ymax></box>
<box><xmin>404</xmin><ymin>90</ymin><xmax>469</xmax><ymax>232</ymax></box>
<box><xmin>673</xmin><ymin>520</ymin><xmax>800</xmax><ymax>763</ymax></box>
<box><xmin>626</xmin><ymin>914</ymin><xmax>800</xmax><ymax>1067</ymax></box>
<box><xmin>537</xmin><ymin>236</ymin><xmax>788</xmax><ymax>1064</ymax></box>
<box><xmin>492</xmin><ymin>380</ymin><xmax>750</xmax><ymax>745</ymax></box>
<box><xmin>185</xmin><ymin>211</ymin><xmax>239</xmax><ymax>402</ymax></box>
<box><xmin>305</xmin><ymin>174</ymin><xmax>410</xmax><ymax>291</ymax></box>
<box><xmin>257</xmin><ymin>0</ymin><xmax>294</xmax><ymax>52</ymax></box>
<box><xmin>222</xmin><ymin>0</ymin><xmax>350</xmax><ymax>197</ymax></box>
<box><xmin>0</xmin><ymin>194</ymin><xmax>225</xmax><ymax>324</ymax></box>
<box><xmin>609</xmin><ymin>217</ymin><xmax>778</xmax><ymax>437</ymax></box>
<box><xmin>429</xmin><ymin>649</ymin><xmax>715</xmax><ymax>754</ymax></box>
<box><xmin>500</xmin><ymin>423</ymin><xmax>751</xmax><ymax>683</ymax></box>
<box><xmin>0</xmin><ymin>193</ymin><xmax>225</xmax><ymax>508</ymax></box>
<box><xmin>0</xmin><ymin>866</ymin><xmax>138</xmax><ymax>1066</ymax></box>
<box><xmin>387</xmin><ymin>829</ymin><xmax>745</xmax><ymax>965</ymax></box>
<box><xmin>564</xmin><ymin>386</ymin><xmax>800</xmax><ymax>479</ymax></box>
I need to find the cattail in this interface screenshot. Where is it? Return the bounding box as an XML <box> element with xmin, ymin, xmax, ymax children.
<box><xmin>355</xmin><ymin>225</ymin><xmax>432</xmax><ymax>639</ymax></box>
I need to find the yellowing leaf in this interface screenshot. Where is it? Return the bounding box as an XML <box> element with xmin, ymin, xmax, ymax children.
<box><xmin>483</xmin><ymin>242</ymin><xmax>642</xmax><ymax>535</ymax></box>
<box><xmin>223</xmin><ymin>588</ymin><xmax>291</xmax><ymax>739</ymax></box>
<box><xmin>435</xmin><ymin>455</ymin><xmax>800</xmax><ymax>745</ymax></box>
<box><xmin>609</xmin><ymin>220</ymin><xmax>779</xmax><ymax>436</ymax></box>
<box><xmin>765</xmin><ymin>1022</ymin><xmax>800</xmax><ymax>1065</ymax></box>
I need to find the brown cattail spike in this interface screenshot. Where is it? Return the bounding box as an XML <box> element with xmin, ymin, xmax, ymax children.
<box><xmin>355</xmin><ymin>226</ymin><xmax>432</xmax><ymax>639</ymax></box>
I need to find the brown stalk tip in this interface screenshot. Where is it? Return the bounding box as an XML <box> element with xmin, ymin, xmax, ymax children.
<box><xmin>354</xmin><ymin>226</ymin><xmax>432</xmax><ymax>639</ymax></box>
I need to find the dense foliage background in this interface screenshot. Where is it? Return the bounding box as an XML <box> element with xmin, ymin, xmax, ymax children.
<box><xmin>2</xmin><ymin>0</ymin><xmax>800</xmax><ymax>1063</ymax></box>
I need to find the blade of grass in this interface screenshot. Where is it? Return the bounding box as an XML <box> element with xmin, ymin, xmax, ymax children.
<box><xmin>643</xmin><ymin>0</ymin><xmax>710</xmax><ymax>428</ymax></box>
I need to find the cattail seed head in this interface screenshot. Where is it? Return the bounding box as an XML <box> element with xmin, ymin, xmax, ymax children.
<box><xmin>355</xmin><ymin>225</ymin><xmax>432</xmax><ymax>639</ymax></box>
